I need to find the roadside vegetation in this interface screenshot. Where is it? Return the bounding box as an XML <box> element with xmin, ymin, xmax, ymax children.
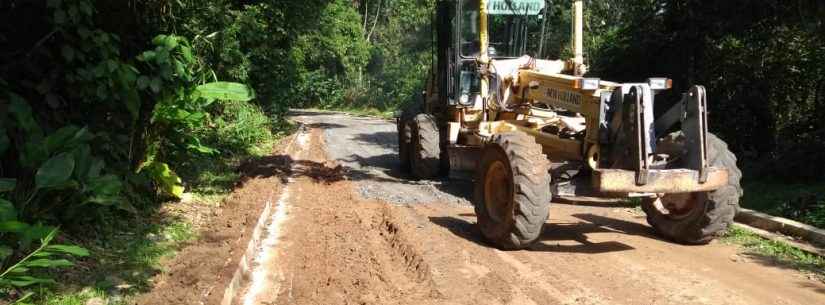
<box><xmin>1</xmin><ymin>0</ymin><xmax>824</xmax><ymax>303</ymax></box>
<box><xmin>722</xmin><ymin>226</ymin><xmax>825</xmax><ymax>282</ymax></box>
<box><xmin>741</xmin><ymin>180</ymin><xmax>825</xmax><ymax>228</ymax></box>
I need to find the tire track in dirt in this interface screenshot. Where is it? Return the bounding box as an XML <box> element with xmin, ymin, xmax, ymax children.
<box><xmin>239</xmin><ymin>127</ymin><xmax>443</xmax><ymax>305</ymax></box>
<box><xmin>406</xmin><ymin>201</ymin><xmax>825</xmax><ymax>305</ymax></box>
<box><xmin>237</xmin><ymin>110</ymin><xmax>825</xmax><ymax>305</ymax></box>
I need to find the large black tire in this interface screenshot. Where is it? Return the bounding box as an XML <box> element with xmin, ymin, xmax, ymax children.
<box><xmin>642</xmin><ymin>132</ymin><xmax>743</xmax><ymax>244</ymax></box>
<box><xmin>397</xmin><ymin>103</ymin><xmax>423</xmax><ymax>173</ymax></box>
<box><xmin>474</xmin><ymin>132</ymin><xmax>552</xmax><ymax>250</ymax></box>
<box><xmin>410</xmin><ymin>113</ymin><xmax>441</xmax><ymax>179</ymax></box>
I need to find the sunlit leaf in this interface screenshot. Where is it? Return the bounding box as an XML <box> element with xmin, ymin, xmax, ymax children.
<box><xmin>44</xmin><ymin>244</ymin><xmax>90</xmax><ymax>257</ymax></box>
<box><xmin>195</xmin><ymin>82</ymin><xmax>255</xmax><ymax>102</ymax></box>
<box><xmin>139</xmin><ymin>161</ymin><xmax>184</xmax><ymax>199</ymax></box>
<box><xmin>23</xmin><ymin>258</ymin><xmax>74</xmax><ymax>268</ymax></box>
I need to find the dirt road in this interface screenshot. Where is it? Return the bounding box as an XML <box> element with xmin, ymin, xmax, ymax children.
<box><xmin>237</xmin><ymin>110</ymin><xmax>825</xmax><ymax>305</ymax></box>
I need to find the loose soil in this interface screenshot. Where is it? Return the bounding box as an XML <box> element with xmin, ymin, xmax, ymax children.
<box><xmin>134</xmin><ymin>136</ymin><xmax>294</xmax><ymax>305</ymax></box>
<box><xmin>140</xmin><ymin>110</ymin><xmax>825</xmax><ymax>305</ymax></box>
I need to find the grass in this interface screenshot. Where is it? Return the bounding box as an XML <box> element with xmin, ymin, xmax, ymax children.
<box><xmin>31</xmin><ymin>215</ymin><xmax>196</xmax><ymax>305</ymax></box>
<box><xmin>180</xmin><ymin>119</ymin><xmax>295</xmax><ymax>206</ymax></box>
<box><xmin>721</xmin><ymin>226</ymin><xmax>825</xmax><ymax>281</ymax></box>
<box><xmin>36</xmin><ymin>288</ymin><xmax>108</xmax><ymax>305</ymax></box>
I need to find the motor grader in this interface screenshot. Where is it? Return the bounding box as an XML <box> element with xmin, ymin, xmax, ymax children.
<box><xmin>397</xmin><ymin>0</ymin><xmax>742</xmax><ymax>249</ymax></box>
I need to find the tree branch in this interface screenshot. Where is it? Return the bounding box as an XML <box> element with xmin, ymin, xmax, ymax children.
<box><xmin>366</xmin><ymin>0</ymin><xmax>382</xmax><ymax>42</ymax></box>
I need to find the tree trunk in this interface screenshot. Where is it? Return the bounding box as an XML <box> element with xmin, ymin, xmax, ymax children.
<box><xmin>366</xmin><ymin>0</ymin><xmax>383</xmax><ymax>42</ymax></box>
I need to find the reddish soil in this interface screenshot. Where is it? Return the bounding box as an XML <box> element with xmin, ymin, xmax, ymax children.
<box><xmin>238</xmin><ymin>128</ymin><xmax>441</xmax><ymax>305</ymax></box>
<box><xmin>134</xmin><ymin>138</ymin><xmax>292</xmax><ymax>305</ymax></box>
<box><xmin>136</xmin><ymin>111</ymin><xmax>825</xmax><ymax>305</ymax></box>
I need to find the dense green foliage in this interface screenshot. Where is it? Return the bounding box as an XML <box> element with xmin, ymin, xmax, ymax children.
<box><xmin>0</xmin><ymin>0</ymin><xmax>278</xmax><ymax>300</ymax></box>
<box><xmin>575</xmin><ymin>1</ymin><xmax>825</xmax><ymax>181</ymax></box>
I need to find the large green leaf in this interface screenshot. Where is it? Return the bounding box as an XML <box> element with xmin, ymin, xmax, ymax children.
<box><xmin>0</xmin><ymin>221</ymin><xmax>28</xmax><ymax>233</ymax></box>
<box><xmin>0</xmin><ymin>126</ymin><xmax>9</xmax><ymax>156</ymax></box>
<box><xmin>1</xmin><ymin>275</ymin><xmax>55</xmax><ymax>287</ymax></box>
<box><xmin>44</xmin><ymin>125</ymin><xmax>80</xmax><ymax>154</ymax></box>
<box><xmin>71</xmin><ymin>145</ymin><xmax>93</xmax><ymax>181</ymax></box>
<box><xmin>87</xmin><ymin>159</ymin><xmax>104</xmax><ymax>179</ymax></box>
<box><xmin>87</xmin><ymin>174</ymin><xmax>121</xmax><ymax>196</ymax></box>
<box><xmin>0</xmin><ymin>199</ymin><xmax>16</xmax><ymax>221</ymax></box>
<box><xmin>195</xmin><ymin>82</ymin><xmax>255</xmax><ymax>102</ymax></box>
<box><xmin>35</xmin><ymin>152</ymin><xmax>75</xmax><ymax>189</ymax></box>
<box><xmin>117</xmin><ymin>65</ymin><xmax>141</xmax><ymax>121</ymax></box>
<box><xmin>22</xmin><ymin>258</ymin><xmax>74</xmax><ymax>268</ymax></box>
<box><xmin>45</xmin><ymin>244</ymin><xmax>90</xmax><ymax>257</ymax></box>
<box><xmin>0</xmin><ymin>178</ymin><xmax>15</xmax><ymax>193</ymax></box>
<box><xmin>124</xmin><ymin>87</ymin><xmax>141</xmax><ymax>121</ymax></box>
<box><xmin>7</xmin><ymin>94</ymin><xmax>43</xmax><ymax>140</ymax></box>
<box><xmin>0</xmin><ymin>245</ymin><xmax>12</xmax><ymax>261</ymax></box>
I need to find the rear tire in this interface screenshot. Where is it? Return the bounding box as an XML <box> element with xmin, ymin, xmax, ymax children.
<box><xmin>474</xmin><ymin>132</ymin><xmax>551</xmax><ymax>250</ymax></box>
<box><xmin>410</xmin><ymin>114</ymin><xmax>441</xmax><ymax>179</ymax></box>
<box><xmin>642</xmin><ymin>132</ymin><xmax>743</xmax><ymax>244</ymax></box>
<box><xmin>397</xmin><ymin>103</ymin><xmax>423</xmax><ymax>173</ymax></box>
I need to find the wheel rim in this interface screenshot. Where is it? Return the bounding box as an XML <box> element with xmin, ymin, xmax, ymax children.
<box><xmin>484</xmin><ymin>160</ymin><xmax>513</xmax><ymax>223</ymax></box>
<box><xmin>654</xmin><ymin>192</ymin><xmax>703</xmax><ymax>220</ymax></box>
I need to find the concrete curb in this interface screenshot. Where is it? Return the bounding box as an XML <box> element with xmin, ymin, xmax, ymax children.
<box><xmin>218</xmin><ymin>130</ymin><xmax>301</xmax><ymax>305</ymax></box>
<box><xmin>220</xmin><ymin>197</ymin><xmax>273</xmax><ymax>305</ymax></box>
<box><xmin>735</xmin><ymin>208</ymin><xmax>825</xmax><ymax>255</ymax></box>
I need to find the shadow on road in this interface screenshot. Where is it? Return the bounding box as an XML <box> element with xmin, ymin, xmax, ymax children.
<box><xmin>289</xmin><ymin>109</ymin><xmax>346</xmax><ymax>118</ymax></box>
<box><xmin>351</xmin><ymin>131</ymin><xmax>398</xmax><ymax>150</ymax></box>
<box><xmin>340</xmin><ymin>153</ymin><xmax>406</xmax><ymax>180</ymax></box>
<box><xmin>306</xmin><ymin>122</ymin><xmax>347</xmax><ymax>130</ymax></box>
<box><xmin>429</xmin><ymin>213</ymin><xmax>644</xmax><ymax>254</ymax></box>
<box><xmin>237</xmin><ymin>155</ymin><xmax>346</xmax><ymax>185</ymax></box>
<box><xmin>238</xmin><ymin>153</ymin><xmax>432</xmax><ymax>187</ymax></box>
<box><xmin>339</xmin><ymin>151</ymin><xmax>475</xmax><ymax>198</ymax></box>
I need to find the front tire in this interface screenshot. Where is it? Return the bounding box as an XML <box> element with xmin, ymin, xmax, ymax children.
<box><xmin>474</xmin><ymin>132</ymin><xmax>551</xmax><ymax>250</ymax></box>
<box><xmin>642</xmin><ymin>132</ymin><xmax>743</xmax><ymax>244</ymax></box>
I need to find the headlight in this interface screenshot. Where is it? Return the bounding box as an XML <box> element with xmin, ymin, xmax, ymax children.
<box><xmin>648</xmin><ymin>78</ymin><xmax>673</xmax><ymax>90</ymax></box>
<box><xmin>577</xmin><ymin>78</ymin><xmax>601</xmax><ymax>90</ymax></box>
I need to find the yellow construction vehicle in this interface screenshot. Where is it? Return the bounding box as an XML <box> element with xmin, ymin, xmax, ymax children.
<box><xmin>397</xmin><ymin>0</ymin><xmax>742</xmax><ymax>249</ymax></box>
